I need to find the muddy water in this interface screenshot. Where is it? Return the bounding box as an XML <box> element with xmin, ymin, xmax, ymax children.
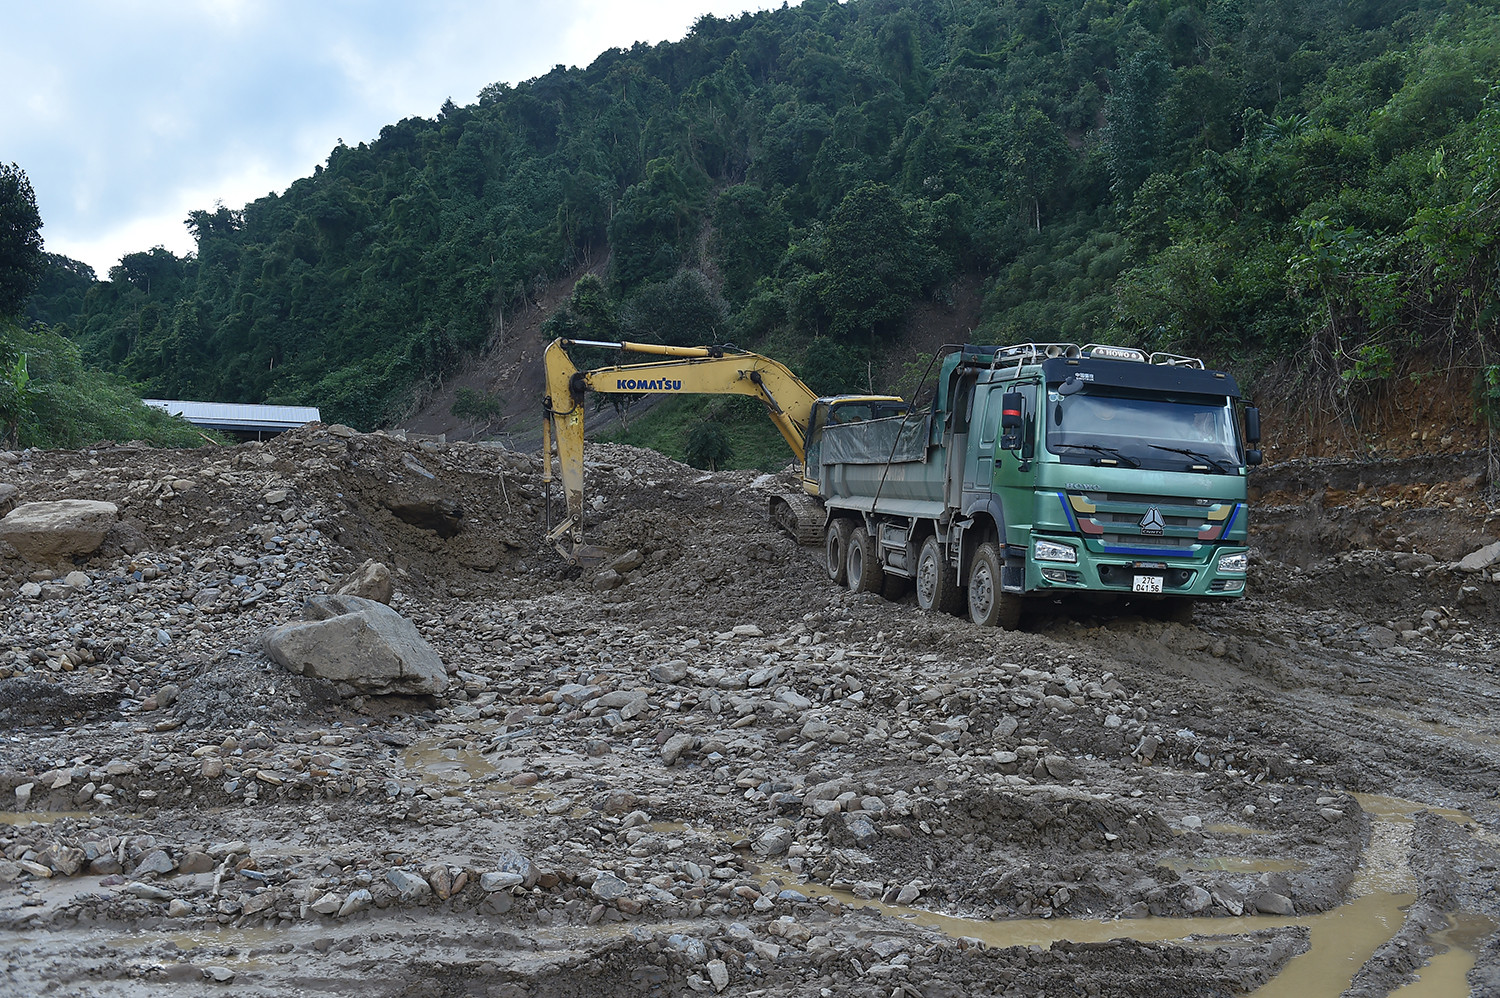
<box><xmin>103</xmin><ymin>924</ymin><xmax>286</xmax><ymax>964</ymax></box>
<box><xmin>0</xmin><ymin>811</ymin><xmax>93</xmax><ymax>825</ymax></box>
<box><xmin>1393</xmin><ymin>912</ymin><xmax>1497</xmax><ymax>996</ymax></box>
<box><xmin>386</xmin><ymin>751</ymin><xmax>1494</xmax><ymax>994</ymax></box>
<box><xmin>742</xmin><ymin>792</ymin><xmax>1489</xmax><ymax>996</ymax></box>
<box><xmin>400</xmin><ymin>744</ymin><xmax>505</xmax><ymax>783</ymax></box>
<box><xmin>1350</xmin><ymin>792</ymin><xmax>1477</xmax><ymax>829</ymax></box>
<box><xmin>1362</xmin><ymin>706</ymin><xmax>1500</xmax><ymax>753</ymax></box>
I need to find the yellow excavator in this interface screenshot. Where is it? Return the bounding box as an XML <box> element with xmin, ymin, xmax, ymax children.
<box><xmin>541</xmin><ymin>337</ymin><xmax>905</xmax><ymax>564</ymax></box>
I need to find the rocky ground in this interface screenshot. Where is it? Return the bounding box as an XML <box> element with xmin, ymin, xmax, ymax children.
<box><xmin>2</xmin><ymin>424</ymin><xmax>1500</xmax><ymax>997</ymax></box>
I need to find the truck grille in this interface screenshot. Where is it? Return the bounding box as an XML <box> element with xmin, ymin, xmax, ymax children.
<box><xmin>1081</xmin><ymin>491</ymin><xmax>1203</xmax><ymax>506</ymax></box>
<box><xmin>1095</xmin><ymin>510</ymin><xmax>1201</xmax><ymax>528</ymax></box>
<box><xmin>1063</xmin><ymin>491</ymin><xmax>1227</xmax><ymax>551</ymax></box>
<box><xmin>1101</xmin><ymin>533</ymin><xmax>1196</xmax><ymax>549</ymax></box>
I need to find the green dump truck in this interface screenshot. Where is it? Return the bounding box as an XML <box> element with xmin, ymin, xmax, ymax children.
<box><xmin>819</xmin><ymin>342</ymin><xmax>1261</xmax><ymax>627</ymax></box>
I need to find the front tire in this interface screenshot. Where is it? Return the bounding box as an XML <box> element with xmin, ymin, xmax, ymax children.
<box><xmin>846</xmin><ymin>525</ymin><xmax>885</xmax><ymax>594</ymax></box>
<box><xmin>916</xmin><ymin>536</ymin><xmax>963</xmax><ymax>615</ymax></box>
<box><xmin>825</xmin><ymin>519</ymin><xmax>853</xmax><ymax>587</ymax></box>
<box><xmin>968</xmin><ymin>542</ymin><xmax>1022</xmax><ymax>628</ymax></box>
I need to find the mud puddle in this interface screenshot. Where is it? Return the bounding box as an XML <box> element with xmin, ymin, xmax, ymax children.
<box><xmin>1351</xmin><ymin>792</ymin><xmax>1479</xmax><ymax>828</ymax></box>
<box><xmin>744</xmin><ymin>792</ymin><xmax>1490</xmax><ymax>996</ymax></box>
<box><xmin>0</xmin><ymin>811</ymin><xmax>92</xmax><ymax>825</ymax></box>
<box><xmin>1391</xmin><ymin>911</ymin><xmax>1497</xmax><ymax>996</ymax></box>
<box><xmin>103</xmin><ymin>923</ymin><xmax>287</xmax><ymax>961</ymax></box>
<box><xmin>400</xmin><ymin>743</ymin><xmax>505</xmax><ymax>783</ymax></box>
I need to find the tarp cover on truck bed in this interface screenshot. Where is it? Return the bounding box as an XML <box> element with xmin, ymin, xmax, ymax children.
<box><xmin>820</xmin><ymin>413</ymin><xmax>932</xmax><ymax>467</ymax></box>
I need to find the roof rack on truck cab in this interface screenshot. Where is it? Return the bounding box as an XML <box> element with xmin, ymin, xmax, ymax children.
<box><xmin>958</xmin><ymin>342</ymin><xmax>1206</xmax><ymax>373</ymax></box>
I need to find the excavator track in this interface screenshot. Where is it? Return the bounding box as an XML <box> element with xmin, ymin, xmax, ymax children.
<box><xmin>769</xmin><ymin>493</ymin><xmax>826</xmax><ymax>545</ymax></box>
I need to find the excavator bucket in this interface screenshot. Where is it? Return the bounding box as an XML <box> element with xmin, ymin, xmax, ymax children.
<box><xmin>543</xmin><ymin>514</ymin><xmax>610</xmax><ymax>568</ymax></box>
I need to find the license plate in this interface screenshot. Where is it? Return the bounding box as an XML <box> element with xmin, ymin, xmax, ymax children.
<box><xmin>1133</xmin><ymin>575</ymin><xmax>1163</xmax><ymax>594</ymax></box>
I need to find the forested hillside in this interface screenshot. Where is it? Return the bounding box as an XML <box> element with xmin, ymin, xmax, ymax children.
<box><xmin>25</xmin><ymin>0</ymin><xmax>1500</xmax><ymax>431</ymax></box>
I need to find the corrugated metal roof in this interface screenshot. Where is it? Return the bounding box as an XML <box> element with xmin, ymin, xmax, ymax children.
<box><xmin>143</xmin><ymin>399</ymin><xmax>321</xmax><ymax>433</ymax></box>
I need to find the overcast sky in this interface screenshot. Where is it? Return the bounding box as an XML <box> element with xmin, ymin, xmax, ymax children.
<box><xmin>2</xmin><ymin>0</ymin><xmax>785</xmax><ymax>279</ymax></box>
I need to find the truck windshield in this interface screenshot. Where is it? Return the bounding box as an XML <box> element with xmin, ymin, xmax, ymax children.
<box><xmin>1046</xmin><ymin>390</ymin><xmax>1240</xmax><ymax>472</ymax></box>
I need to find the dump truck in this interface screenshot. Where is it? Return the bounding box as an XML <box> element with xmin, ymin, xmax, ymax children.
<box><xmin>541</xmin><ymin>337</ymin><xmax>905</xmax><ymax>563</ymax></box>
<box><xmin>818</xmin><ymin>342</ymin><xmax>1261</xmax><ymax>627</ymax></box>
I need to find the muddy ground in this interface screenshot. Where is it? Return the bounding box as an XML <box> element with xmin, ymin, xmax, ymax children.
<box><xmin>3</xmin><ymin>425</ymin><xmax>1500</xmax><ymax>997</ymax></box>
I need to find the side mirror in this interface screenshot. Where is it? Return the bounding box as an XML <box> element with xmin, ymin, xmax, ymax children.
<box><xmin>1244</xmin><ymin>405</ymin><xmax>1261</xmax><ymax>445</ymax></box>
<box><xmin>1000</xmin><ymin>392</ymin><xmax>1023</xmax><ymax>430</ymax></box>
<box><xmin>1000</xmin><ymin>392</ymin><xmax>1023</xmax><ymax>450</ymax></box>
<box><xmin>1246</xmin><ymin>448</ymin><xmax>1263</xmax><ymax>466</ymax></box>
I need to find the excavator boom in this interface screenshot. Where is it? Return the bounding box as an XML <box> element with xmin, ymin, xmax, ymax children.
<box><xmin>543</xmin><ymin>337</ymin><xmax>833</xmax><ymax>562</ymax></box>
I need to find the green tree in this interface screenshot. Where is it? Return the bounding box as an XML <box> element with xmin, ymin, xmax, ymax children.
<box><xmin>799</xmin><ymin>339</ymin><xmax>869</xmax><ymax>396</ymax></box>
<box><xmin>542</xmin><ymin>274</ymin><xmax>620</xmax><ymax>342</ymax></box>
<box><xmin>684</xmin><ymin>420</ymin><xmax>733</xmax><ymax>470</ymax></box>
<box><xmin>608</xmin><ymin>159</ymin><xmax>708</xmax><ymax>290</ymax></box>
<box><xmin>0</xmin><ymin>163</ymin><xmax>45</xmax><ymax>316</ymax></box>
<box><xmin>452</xmin><ymin>386</ymin><xmax>505</xmax><ymax>420</ymax></box>
<box><xmin>0</xmin><ymin>339</ymin><xmax>36</xmax><ymax>444</ymax></box>
<box><xmin>1104</xmin><ymin>47</ymin><xmax>1173</xmax><ymax>202</ymax></box>
<box><xmin>712</xmin><ymin>185</ymin><xmax>790</xmax><ymax>303</ymax></box>
<box><xmin>621</xmin><ymin>270</ymin><xmax>729</xmax><ymax>345</ymax></box>
<box><xmin>819</xmin><ymin>182</ymin><xmax>922</xmax><ymax>338</ymax></box>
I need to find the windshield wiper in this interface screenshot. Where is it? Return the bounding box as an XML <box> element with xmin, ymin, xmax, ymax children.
<box><xmin>1053</xmin><ymin>443</ymin><xmax>1141</xmax><ymax>468</ymax></box>
<box><xmin>1148</xmin><ymin>444</ymin><xmax>1229</xmax><ymax>473</ymax></box>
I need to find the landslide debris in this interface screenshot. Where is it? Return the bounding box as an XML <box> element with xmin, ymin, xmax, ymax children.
<box><xmin>1</xmin><ymin>427</ymin><xmax>1499</xmax><ymax>996</ymax></box>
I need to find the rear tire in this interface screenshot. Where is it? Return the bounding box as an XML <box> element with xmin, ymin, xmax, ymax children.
<box><xmin>825</xmin><ymin>519</ymin><xmax>853</xmax><ymax>587</ymax></box>
<box><xmin>968</xmin><ymin>541</ymin><xmax>1022</xmax><ymax>628</ymax></box>
<box><xmin>916</xmin><ymin>536</ymin><xmax>963</xmax><ymax>615</ymax></box>
<box><xmin>846</xmin><ymin>525</ymin><xmax>885</xmax><ymax>594</ymax></box>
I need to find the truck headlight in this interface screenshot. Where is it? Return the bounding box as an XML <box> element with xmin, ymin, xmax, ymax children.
<box><xmin>1033</xmin><ymin>539</ymin><xmax>1077</xmax><ymax>563</ymax></box>
<box><xmin>1217</xmin><ymin>552</ymin><xmax>1248</xmax><ymax>573</ymax></box>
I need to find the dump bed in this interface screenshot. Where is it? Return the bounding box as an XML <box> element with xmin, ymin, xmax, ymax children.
<box><xmin>816</xmin><ymin>413</ymin><xmax>948</xmax><ymax>512</ymax></box>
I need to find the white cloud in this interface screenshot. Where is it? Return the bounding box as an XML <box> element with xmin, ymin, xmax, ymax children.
<box><xmin>6</xmin><ymin>0</ymin><xmax>788</xmax><ymax>277</ymax></box>
<box><xmin>46</xmin><ymin>157</ymin><xmax>292</xmax><ymax>278</ymax></box>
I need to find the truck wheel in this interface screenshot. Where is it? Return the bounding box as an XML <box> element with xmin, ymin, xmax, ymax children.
<box><xmin>969</xmin><ymin>542</ymin><xmax>1022</xmax><ymax>628</ymax></box>
<box><xmin>825</xmin><ymin>519</ymin><xmax>853</xmax><ymax>586</ymax></box>
<box><xmin>846</xmin><ymin>525</ymin><xmax>885</xmax><ymax>594</ymax></box>
<box><xmin>916</xmin><ymin>536</ymin><xmax>963</xmax><ymax>615</ymax></box>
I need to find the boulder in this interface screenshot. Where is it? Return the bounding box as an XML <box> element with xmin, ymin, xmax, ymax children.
<box><xmin>263</xmin><ymin>594</ymin><xmax>448</xmax><ymax>695</ymax></box>
<box><xmin>335</xmin><ymin>559</ymin><xmax>394</xmax><ymax>604</ymax></box>
<box><xmin>0</xmin><ymin>500</ymin><xmax>118</xmax><ymax>561</ymax></box>
<box><xmin>1459</xmin><ymin>541</ymin><xmax>1500</xmax><ymax>574</ymax></box>
<box><xmin>0</xmin><ymin>483</ymin><xmax>17</xmax><ymax>517</ymax></box>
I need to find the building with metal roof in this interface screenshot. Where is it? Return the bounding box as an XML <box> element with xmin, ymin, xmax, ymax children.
<box><xmin>143</xmin><ymin>399</ymin><xmax>321</xmax><ymax>439</ymax></box>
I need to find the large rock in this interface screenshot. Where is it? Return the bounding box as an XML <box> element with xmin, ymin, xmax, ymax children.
<box><xmin>263</xmin><ymin>595</ymin><xmax>448</xmax><ymax>695</ymax></box>
<box><xmin>0</xmin><ymin>500</ymin><xmax>118</xmax><ymax>561</ymax></box>
<box><xmin>1459</xmin><ymin>541</ymin><xmax>1500</xmax><ymax>573</ymax></box>
<box><xmin>334</xmin><ymin>559</ymin><xmax>394</xmax><ymax>604</ymax></box>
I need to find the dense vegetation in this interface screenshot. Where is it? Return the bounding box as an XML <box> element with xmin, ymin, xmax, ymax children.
<box><xmin>1</xmin><ymin>163</ymin><xmax>204</xmax><ymax>448</ymax></box>
<box><xmin>0</xmin><ymin>318</ymin><xmax>207</xmax><ymax>448</ymax></box>
<box><xmin>23</xmin><ymin>0</ymin><xmax>1500</xmax><ymax>433</ymax></box>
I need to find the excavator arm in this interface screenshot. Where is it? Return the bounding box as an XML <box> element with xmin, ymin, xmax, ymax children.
<box><xmin>542</xmin><ymin>337</ymin><xmax>823</xmax><ymax>562</ymax></box>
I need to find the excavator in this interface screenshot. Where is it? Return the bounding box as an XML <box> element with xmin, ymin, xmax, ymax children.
<box><xmin>541</xmin><ymin>337</ymin><xmax>905</xmax><ymax>565</ymax></box>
